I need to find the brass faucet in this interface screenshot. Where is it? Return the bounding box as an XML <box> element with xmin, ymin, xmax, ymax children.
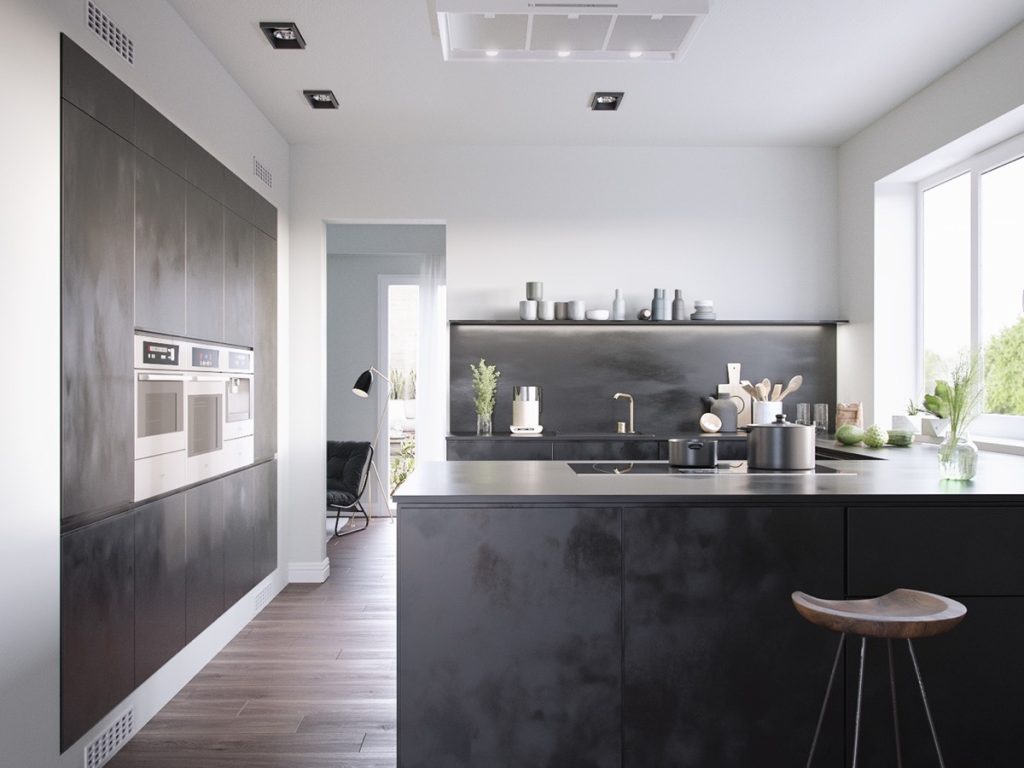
<box><xmin>613</xmin><ymin>392</ymin><xmax>636</xmax><ymax>434</ymax></box>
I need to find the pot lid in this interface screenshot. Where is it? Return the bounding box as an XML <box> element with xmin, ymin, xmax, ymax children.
<box><xmin>746</xmin><ymin>414</ymin><xmax>811</xmax><ymax>429</ymax></box>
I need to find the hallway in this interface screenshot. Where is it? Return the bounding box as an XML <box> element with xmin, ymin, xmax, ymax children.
<box><xmin>111</xmin><ymin>522</ymin><xmax>397</xmax><ymax>767</ymax></box>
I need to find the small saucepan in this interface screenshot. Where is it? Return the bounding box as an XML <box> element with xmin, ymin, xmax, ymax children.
<box><xmin>668</xmin><ymin>438</ymin><xmax>718</xmax><ymax>469</ymax></box>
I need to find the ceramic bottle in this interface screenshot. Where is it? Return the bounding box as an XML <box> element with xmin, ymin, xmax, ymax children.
<box><xmin>672</xmin><ymin>290</ymin><xmax>686</xmax><ymax>320</ymax></box>
<box><xmin>612</xmin><ymin>289</ymin><xmax>626</xmax><ymax>320</ymax></box>
<box><xmin>651</xmin><ymin>289</ymin><xmax>666</xmax><ymax>321</ymax></box>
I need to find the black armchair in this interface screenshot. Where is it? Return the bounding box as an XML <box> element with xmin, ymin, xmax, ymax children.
<box><xmin>327</xmin><ymin>441</ymin><xmax>374</xmax><ymax>537</ymax></box>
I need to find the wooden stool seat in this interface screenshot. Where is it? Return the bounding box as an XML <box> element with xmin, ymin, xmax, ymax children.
<box><xmin>792</xmin><ymin>588</ymin><xmax>966</xmax><ymax>640</ymax></box>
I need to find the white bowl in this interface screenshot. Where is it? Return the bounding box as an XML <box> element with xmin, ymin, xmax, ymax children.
<box><xmin>585</xmin><ymin>309</ymin><xmax>610</xmax><ymax>321</ymax></box>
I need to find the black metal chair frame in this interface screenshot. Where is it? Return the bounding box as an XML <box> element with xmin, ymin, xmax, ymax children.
<box><xmin>328</xmin><ymin>443</ymin><xmax>374</xmax><ymax>538</ymax></box>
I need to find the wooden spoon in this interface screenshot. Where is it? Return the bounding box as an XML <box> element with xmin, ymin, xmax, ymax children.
<box><xmin>771</xmin><ymin>383</ymin><xmax>783</xmax><ymax>401</ymax></box>
<box><xmin>777</xmin><ymin>375</ymin><xmax>803</xmax><ymax>401</ymax></box>
<box><xmin>740</xmin><ymin>380</ymin><xmax>760</xmax><ymax>400</ymax></box>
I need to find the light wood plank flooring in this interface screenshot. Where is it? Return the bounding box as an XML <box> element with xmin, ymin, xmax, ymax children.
<box><xmin>110</xmin><ymin>520</ymin><xmax>397</xmax><ymax>767</ymax></box>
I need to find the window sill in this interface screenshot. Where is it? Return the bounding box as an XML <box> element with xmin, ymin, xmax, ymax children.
<box><xmin>914</xmin><ymin>433</ymin><xmax>1024</xmax><ymax>457</ymax></box>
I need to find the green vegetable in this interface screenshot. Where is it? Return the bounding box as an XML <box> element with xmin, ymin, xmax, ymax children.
<box><xmin>863</xmin><ymin>424</ymin><xmax>888</xmax><ymax>448</ymax></box>
<box><xmin>887</xmin><ymin>429</ymin><xmax>914</xmax><ymax>447</ymax></box>
<box><xmin>836</xmin><ymin>424</ymin><xmax>864</xmax><ymax>446</ymax></box>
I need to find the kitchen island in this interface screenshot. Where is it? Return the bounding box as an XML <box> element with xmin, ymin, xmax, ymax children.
<box><xmin>394</xmin><ymin>444</ymin><xmax>1024</xmax><ymax>767</ymax></box>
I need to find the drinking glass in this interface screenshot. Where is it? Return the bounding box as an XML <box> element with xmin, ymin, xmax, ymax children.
<box><xmin>813</xmin><ymin>403</ymin><xmax>829</xmax><ymax>436</ymax></box>
<box><xmin>795</xmin><ymin>403</ymin><xmax>812</xmax><ymax>426</ymax></box>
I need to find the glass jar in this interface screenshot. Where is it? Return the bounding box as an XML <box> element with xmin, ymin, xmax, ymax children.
<box><xmin>938</xmin><ymin>433</ymin><xmax>979</xmax><ymax>481</ymax></box>
<box><xmin>476</xmin><ymin>412</ymin><xmax>493</xmax><ymax>436</ymax></box>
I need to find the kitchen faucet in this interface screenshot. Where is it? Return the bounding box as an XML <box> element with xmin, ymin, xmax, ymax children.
<box><xmin>613</xmin><ymin>392</ymin><xmax>637</xmax><ymax>434</ymax></box>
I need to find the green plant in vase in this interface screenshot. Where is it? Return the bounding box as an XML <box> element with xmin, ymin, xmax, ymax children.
<box><xmin>470</xmin><ymin>358</ymin><xmax>500</xmax><ymax>436</ymax></box>
<box><xmin>933</xmin><ymin>354</ymin><xmax>983</xmax><ymax>481</ymax></box>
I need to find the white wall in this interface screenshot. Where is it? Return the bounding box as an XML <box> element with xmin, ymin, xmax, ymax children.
<box><xmin>838</xmin><ymin>20</ymin><xmax>1024</xmax><ymax>422</ymax></box>
<box><xmin>287</xmin><ymin>143</ymin><xmax>838</xmax><ymax>569</ymax></box>
<box><xmin>0</xmin><ymin>1</ymin><xmax>289</xmax><ymax>765</ymax></box>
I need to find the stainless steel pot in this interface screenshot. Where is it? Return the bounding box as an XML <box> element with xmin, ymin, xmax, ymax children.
<box><xmin>746</xmin><ymin>414</ymin><xmax>815</xmax><ymax>470</ymax></box>
<box><xmin>668</xmin><ymin>438</ymin><xmax>718</xmax><ymax>468</ymax></box>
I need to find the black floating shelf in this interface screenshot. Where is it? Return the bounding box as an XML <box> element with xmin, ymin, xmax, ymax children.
<box><xmin>450</xmin><ymin>320</ymin><xmax>848</xmax><ymax>327</ymax></box>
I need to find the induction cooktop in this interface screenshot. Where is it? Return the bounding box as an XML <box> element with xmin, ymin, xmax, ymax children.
<box><xmin>568</xmin><ymin>461</ymin><xmax>854</xmax><ymax>476</ymax></box>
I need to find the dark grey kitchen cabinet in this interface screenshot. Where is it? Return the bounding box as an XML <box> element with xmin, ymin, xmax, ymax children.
<box><xmin>186</xmin><ymin>479</ymin><xmax>225</xmax><ymax>641</ymax></box>
<box><xmin>223</xmin><ymin>209</ymin><xmax>255</xmax><ymax>348</ymax></box>
<box><xmin>846</xmin><ymin>505</ymin><xmax>1024</xmax><ymax>766</ymax></box>
<box><xmin>398</xmin><ymin>505</ymin><xmax>623</xmax><ymax>767</ymax></box>
<box><xmin>254</xmin><ymin>230</ymin><xmax>278</xmax><ymax>460</ymax></box>
<box><xmin>254</xmin><ymin>192</ymin><xmax>277</xmax><ymax>239</ymax></box>
<box><xmin>61</xmin><ymin>35</ymin><xmax>133</xmax><ymax>142</ymax></box>
<box><xmin>185</xmin><ymin>184</ymin><xmax>225</xmax><ymax>343</ymax></box>
<box><xmin>185</xmin><ymin>136</ymin><xmax>225</xmax><ymax>204</ymax></box>
<box><xmin>133</xmin><ymin>494</ymin><xmax>187</xmax><ymax>685</ymax></box>
<box><xmin>61</xmin><ymin>513</ymin><xmax>135</xmax><ymax>750</ymax></box>
<box><xmin>446</xmin><ymin>438</ymin><xmax>554</xmax><ymax>461</ymax></box>
<box><xmin>134</xmin><ymin>149</ymin><xmax>187</xmax><ymax>336</ymax></box>
<box><xmin>133</xmin><ymin>94</ymin><xmax>187</xmax><ymax>177</ymax></box>
<box><xmin>61</xmin><ymin>101</ymin><xmax>135</xmax><ymax>522</ymax></box>
<box><xmin>254</xmin><ymin>460</ymin><xmax>278</xmax><ymax>580</ymax></box>
<box><xmin>223</xmin><ymin>468</ymin><xmax>256</xmax><ymax>606</ymax></box>
<box><xmin>622</xmin><ymin>505</ymin><xmax>845</xmax><ymax>767</ymax></box>
<box><xmin>223</xmin><ymin>169</ymin><xmax>255</xmax><ymax>224</ymax></box>
<box><xmin>553</xmin><ymin>439</ymin><xmax>659</xmax><ymax>461</ymax></box>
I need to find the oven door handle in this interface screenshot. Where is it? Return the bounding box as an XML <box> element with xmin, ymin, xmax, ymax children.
<box><xmin>137</xmin><ymin>373</ymin><xmax>185</xmax><ymax>382</ymax></box>
<box><xmin>190</xmin><ymin>374</ymin><xmax>231</xmax><ymax>382</ymax></box>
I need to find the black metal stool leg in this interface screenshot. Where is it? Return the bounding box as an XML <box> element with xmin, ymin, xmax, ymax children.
<box><xmin>805</xmin><ymin>633</ymin><xmax>845</xmax><ymax>768</ymax></box>
<box><xmin>851</xmin><ymin>636</ymin><xmax>867</xmax><ymax>768</ymax></box>
<box><xmin>888</xmin><ymin>639</ymin><xmax>903</xmax><ymax>768</ymax></box>
<box><xmin>907</xmin><ymin>639</ymin><xmax>948</xmax><ymax>768</ymax></box>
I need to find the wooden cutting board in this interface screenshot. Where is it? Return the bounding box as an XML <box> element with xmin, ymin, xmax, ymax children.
<box><xmin>717</xmin><ymin>362</ymin><xmax>752</xmax><ymax>429</ymax></box>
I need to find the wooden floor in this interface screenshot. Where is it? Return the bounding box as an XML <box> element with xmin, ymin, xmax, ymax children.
<box><xmin>111</xmin><ymin>519</ymin><xmax>397</xmax><ymax>767</ymax></box>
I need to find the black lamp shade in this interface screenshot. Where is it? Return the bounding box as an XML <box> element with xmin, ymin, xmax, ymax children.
<box><xmin>352</xmin><ymin>370</ymin><xmax>372</xmax><ymax>397</ymax></box>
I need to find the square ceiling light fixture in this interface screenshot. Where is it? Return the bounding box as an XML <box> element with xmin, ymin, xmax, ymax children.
<box><xmin>436</xmin><ymin>0</ymin><xmax>709</xmax><ymax>62</ymax></box>
<box><xmin>259</xmin><ymin>21</ymin><xmax>306</xmax><ymax>49</ymax></box>
<box><xmin>303</xmin><ymin>90</ymin><xmax>339</xmax><ymax>109</ymax></box>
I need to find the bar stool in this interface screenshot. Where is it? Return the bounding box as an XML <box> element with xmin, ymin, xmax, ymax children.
<box><xmin>792</xmin><ymin>588</ymin><xmax>966</xmax><ymax>768</ymax></box>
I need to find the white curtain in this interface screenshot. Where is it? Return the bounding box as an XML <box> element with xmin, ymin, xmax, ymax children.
<box><xmin>417</xmin><ymin>249</ymin><xmax>448</xmax><ymax>462</ymax></box>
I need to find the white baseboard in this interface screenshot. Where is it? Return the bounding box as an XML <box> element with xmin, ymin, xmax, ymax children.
<box><xmin>288</xmin><ymin>557</ymin><xmax>330</xmax><ymax>583</ymax></box>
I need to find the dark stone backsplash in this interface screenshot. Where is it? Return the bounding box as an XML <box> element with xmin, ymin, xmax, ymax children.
<box><xmin>450</xmin><ymin>324</ymin><xmax>837</xmax><ymax>434</ymax></box>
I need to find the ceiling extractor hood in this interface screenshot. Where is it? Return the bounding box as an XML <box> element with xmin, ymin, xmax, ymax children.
<box><xmin>437</xmin><ymin>0</ymin><xmax>710</xmax><ymax>62</ymax></box>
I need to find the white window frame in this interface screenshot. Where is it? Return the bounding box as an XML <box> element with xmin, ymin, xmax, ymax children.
<box><xmin>917</xmin><ymin>130</ymin><xmax>1024</xmax><ymax>443</ymax></box>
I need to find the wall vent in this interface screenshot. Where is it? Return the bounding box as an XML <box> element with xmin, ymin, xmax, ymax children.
<box><xmin>85</xmin><ymin>1</ymin><xmax>135</xmax><ymax>66</ymax></box>
<box><xmin>84</xmin><ymin>707</ymin><xmax>134</xmax><ymax>768</ymax></box>
<box><xmin>254</xmin><ymin>582</ymin><xmax>274</xmax><ymax>614</ymax></box>
<box><xmin>254</xmin><ymin>156</ymin><xmax>273</xmax><ymax>188</ymax></box>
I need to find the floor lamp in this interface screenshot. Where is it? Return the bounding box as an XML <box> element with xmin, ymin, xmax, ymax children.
<box><xmin>351</xmin><ymin>367</ymin><xmax>395</xmax><ymax>520</ymax></box>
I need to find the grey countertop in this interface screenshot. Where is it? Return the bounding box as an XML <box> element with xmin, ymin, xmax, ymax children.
<box><xmin>397</xmin><ymin>440</ymin><xmax>1024</xmax><ymax>503</ymax></box>
<box><xmin>447</xmin><ymin>431</ymin><xmax>747</xmax><ymax>441</ymax></box>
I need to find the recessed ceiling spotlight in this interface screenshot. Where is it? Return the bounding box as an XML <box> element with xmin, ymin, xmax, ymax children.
<box><xmin>303</xmin><ymin>89</ymin><xmax>339</xmax><ymax>109</ymax></box>
<box><xmin>557</xmin><ymin>50</ymin><xmax>571</xmax><ymax>58</ymax></box>
<box><xmin>259</xmin><ymin>21</ymin><xmax>306</xmax><ymax>50</ymax></box>
<box><xmin>590</xmin><ymin>92</ymin><xmax>624</xmax><ymax>111</ymax></box>
<box><xmin>629</xmin><ymin>51</ymin><xmax>643</xmax><ymax>59</ymax></box>
<box><xmin>485</xmin><ymin>49</ymin><xmax>499</xmax><ymax>57</ymax></box>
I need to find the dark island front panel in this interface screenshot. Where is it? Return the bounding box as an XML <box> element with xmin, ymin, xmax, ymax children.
<box><xmin>398</xmin><ymin>505</ymin><xmax>623</xmax><ymax>768</ymax></box>
<box><xmin>623</xmin><ymin>505</ymin><xmax>845</xmax><ymax>767</ymax></box>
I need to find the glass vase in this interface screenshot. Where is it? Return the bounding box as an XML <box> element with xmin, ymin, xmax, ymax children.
<box><xmin>938</xmin><ymin>433</ymin><xmax>979</xmax><ymax>481</ymax></box>
<box><xmin>476</xmin><ymin>412</ymin><xmax>493</xmax><ymax>436</ymax></box>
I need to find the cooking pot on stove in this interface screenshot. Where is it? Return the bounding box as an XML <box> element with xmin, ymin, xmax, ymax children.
<box><xmin>746</xmin><ymin>414</ymin><xmax>815</xmax><ymax>471</ymax></box>
<box><xmin>668</xmin><ymin>438</ymin><xmax>718</xmax><ymax>468</ymax></box>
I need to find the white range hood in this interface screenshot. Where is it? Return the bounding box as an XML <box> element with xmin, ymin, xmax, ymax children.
<box><xmin>437</xmin><ymin>0</ymin><xmax>710</xmax><ymax>62</ymax></box>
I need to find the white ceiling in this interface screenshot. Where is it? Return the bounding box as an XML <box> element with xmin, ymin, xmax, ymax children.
<box><xmin>167</xmin><ymin>0</ymin><xmax>1024</xmax><ymax>147</ymax></box>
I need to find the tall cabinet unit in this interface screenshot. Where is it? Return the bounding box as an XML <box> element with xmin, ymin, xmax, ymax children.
<box><xmin>59</xmin><ymin>35</ymin><xmax>279</xmax><ymax>751</ymax></box>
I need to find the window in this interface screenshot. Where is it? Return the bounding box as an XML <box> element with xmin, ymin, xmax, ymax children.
<box><xmin>919</xmin><ymin>133</ymin><xmax>1024</xmax><ymax>440</ymax></box>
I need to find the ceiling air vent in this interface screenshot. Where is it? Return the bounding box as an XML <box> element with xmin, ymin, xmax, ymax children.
<box><xmin>437</xmin><ymin>0</ymin><xmax>709</xmax><ymax>62</ymax></box>
<box><xmin>85</xmin><ymin>1</ymin><xmax>135</xmax><ymax>65</ymax></box>
<box><xmin>254</xmin><ymin>156</ymin><xmax>273</xmax><ymax>188</ymax></box>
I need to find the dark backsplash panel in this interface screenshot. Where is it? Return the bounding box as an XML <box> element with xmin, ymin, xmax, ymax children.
<box><xmin>450</xmin><ymin>324</ymin><xmax>837</xmax><ymax>434</ymax></box>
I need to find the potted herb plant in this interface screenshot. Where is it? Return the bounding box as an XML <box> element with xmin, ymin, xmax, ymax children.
<box><xmin>470</xmin><ymin>358</ymin><xmax>500</xmax><ymax>436</ymax></box>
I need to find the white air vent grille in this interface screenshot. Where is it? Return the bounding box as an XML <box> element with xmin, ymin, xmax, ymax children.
<box><xmin>85</xmin><ymin>1</ymin><xmax>135</xmax><ymax>65</ymax></box>
<box><xmin>254</xmin><ymin>157</ymin><xmax>273</xmax><ymax>188</ymax></box>
<box><xmin>84</xmin><ymin>707</ymin><xmax>134</xmax><ymax>768</ymax></box>
<box><xmin>255</xmin><ymin>582</ymin><xmax>274</xmax><ymax>613</ymax></box>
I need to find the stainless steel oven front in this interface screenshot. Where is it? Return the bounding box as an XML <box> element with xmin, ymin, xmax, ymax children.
<box><xmin>134</xmin><ymin>335</ymin><xmax>188</xmax><ymax>500</ymax></box>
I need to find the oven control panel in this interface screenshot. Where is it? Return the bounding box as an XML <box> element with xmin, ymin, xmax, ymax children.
<box><xmin>228</xmin><ymin>351</ymin><xmax>251</xmax><ymax>371</ymax></box>
<box><xmin>192</xmin><ymin>346</ymin><xmax>220</xmax><ymax>369</ymax></box>
<box><xmin>141</xmin><ymin>340</ymin><xmax>179</xmax><ymax>366</ymax></box>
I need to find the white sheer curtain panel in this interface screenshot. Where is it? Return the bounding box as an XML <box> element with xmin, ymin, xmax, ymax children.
<box><xmin>417</xmin><ymin>250</ymin><xmax>448</xmax><ymax>462</ymax></box>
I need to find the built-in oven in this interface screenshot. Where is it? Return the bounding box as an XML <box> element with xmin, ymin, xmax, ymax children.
<box><xmin>134</xmin><ymin>335</ymin><xmax>188</xmax><ymax>501</ymax></box>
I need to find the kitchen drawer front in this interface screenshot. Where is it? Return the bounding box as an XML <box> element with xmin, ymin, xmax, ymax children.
<box><xmin>446</xmin><ymin>440</ymin><xmax>553</xmax><ymax>461</ymax></box>
<box><xmin>553</xmin><ymin>440</ymin><xmax>659</xmax><ymax>461</ymax></box>
<box><xmin>848</xmin><ymin>505</ymin><xmax>1024</xmax><ymax>596</ymax></box>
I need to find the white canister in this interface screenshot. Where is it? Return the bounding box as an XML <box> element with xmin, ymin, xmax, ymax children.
<box><xmin>568</xmin><ymin>300</ymin><xmax>586</xmax><ymax>320</ymax></box>
<box><xmin>751</xmin><ymin>400</ymin><xmax>783</xmax><ymax>425</ymax></box>
<box><xmin>519</xmin><ymin>300</ymin><xmax>538</xmax><ymax>320</ymax></box>
<box><xmin>537</xmin><ymin>300</ymin><xmax>555</xmax><ymax>320</ymax></box>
